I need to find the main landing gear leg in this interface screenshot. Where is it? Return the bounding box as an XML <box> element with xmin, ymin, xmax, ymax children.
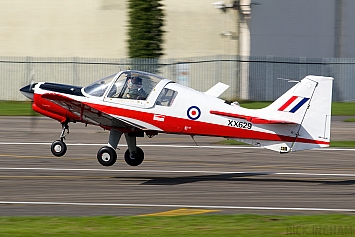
<box><xmin>124</xmin><ymin>133</ymin><xmax>144</xmax><ymax>166</ymax></box>
<box><xmin>97</xmin><ymin>129</ymin><xmax>122</xmax><ymax>166</ymax></box>
<box><xmin>50</xmin><ymin>121</ymin><xmax>69</xmax><ymax>157</ymax></box>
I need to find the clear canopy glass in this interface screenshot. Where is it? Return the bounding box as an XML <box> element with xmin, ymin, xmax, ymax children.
<box><xmin>83</xmin><ymin>71</ymin><xmax>163</xmax><ymax>100</ymax></box>
<box><xmin>83</xmin><ymin>73</ymin><xmax>116</xmax><ymax>97</ymax></box>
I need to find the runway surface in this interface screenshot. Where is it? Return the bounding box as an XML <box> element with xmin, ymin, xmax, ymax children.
<box><xmin>0</xmin><ymin>116</ymin><xmax>354</xmax><ymax>216</ymax></box>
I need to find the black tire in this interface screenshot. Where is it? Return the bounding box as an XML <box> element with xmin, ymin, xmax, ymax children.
<box><xmin>97</xmin><ymin>146</ymin><xmax>117</xmax><ymax>166</ymax></box>
<box><xmin>50</xmin><ymin>140</ymin><xmax>67</xmax><ymax>157</ymax></box>
<box><xmin>124</xmin><ymin>147</ymin><xmax>144</xmax><ymax>166</ymax></box>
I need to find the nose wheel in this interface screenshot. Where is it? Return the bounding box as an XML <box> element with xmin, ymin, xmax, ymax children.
<box><xmin>50</xmin><ymin>140</ymin><xmax>67</xmax><ymax>157</ymax></box>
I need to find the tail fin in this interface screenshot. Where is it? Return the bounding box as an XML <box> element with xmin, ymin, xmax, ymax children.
<box><xmin>262</xmin><ymin>75</ymin><xmax>333</xmax><ymax>152</ymax></box>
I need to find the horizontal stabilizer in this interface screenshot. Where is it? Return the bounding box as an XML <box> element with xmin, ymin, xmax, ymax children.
<box><xmin>205</xmin><ymin>82</ymin><xmax>229</xmax><ymax>97</ymax></box>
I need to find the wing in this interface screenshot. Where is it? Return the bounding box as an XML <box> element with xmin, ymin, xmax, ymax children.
<box><xmin>210</xmin><ymin>110</ymin><xmax>298</xmax><ymax>124</ymax></box>
<box><xmin>42</xmin><ymin>93</ymin><xmax>146</xmax><ymax>130</ymax></box>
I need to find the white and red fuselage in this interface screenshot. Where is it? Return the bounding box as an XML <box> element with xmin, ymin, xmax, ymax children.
<box><xmin>21</xmin><ymin>70</ymin><xmax>333</xmax><ymax>155</ymax></box>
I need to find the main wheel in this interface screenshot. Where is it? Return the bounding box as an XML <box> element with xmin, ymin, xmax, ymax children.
<box><xmin>97</xmin><ymin>146</ymin><xmax>117</xmax><ymax>166</ymax></box>
<box><xmin>124</xmin><ymin>147</ymin><xmax>144</xmax><ymax>166</ymax></box>
<box><xmin>51</xmin><ymin>140</ymin><xmax>67</xmax><ymax>157</ymax></box>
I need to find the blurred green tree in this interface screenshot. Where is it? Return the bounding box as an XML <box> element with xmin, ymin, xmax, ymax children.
<box><xmin>127</xmin><ymin>0</ymin><xmax>164</xmax><ymax>58</ymax></box>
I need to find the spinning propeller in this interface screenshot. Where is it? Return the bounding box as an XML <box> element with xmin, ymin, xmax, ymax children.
<box><xmin>19</xmin><ymin>69</ymin><xmax>39</xmax><ymax>130</ymax></box>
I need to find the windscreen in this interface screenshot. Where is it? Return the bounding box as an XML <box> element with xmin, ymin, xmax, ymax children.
<box><xmin>83</xmin><ymin>73</ymin><xmax>117</xmax><ymax>97</ymax></box>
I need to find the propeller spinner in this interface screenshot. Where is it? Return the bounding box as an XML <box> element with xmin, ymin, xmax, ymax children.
<box><xmin>20</xmin><ymin>83</ymin><xmax>37</xmax><ymax>100</ymax></box>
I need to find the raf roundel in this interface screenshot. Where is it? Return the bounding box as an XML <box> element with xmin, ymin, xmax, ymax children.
<box><xmin>187</xmin><ymin>106</ymin><xmax>201</xmax><ymax>120</ymax></box>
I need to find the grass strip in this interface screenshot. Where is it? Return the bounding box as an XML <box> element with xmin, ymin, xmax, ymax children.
<box><xmin>330</xmin><ymin>102</ymin><xmax>355</xmax><ymax>116</ymax></box>
<box><xmin>330</xmin><ymin>141</ymin><xmax>355</xmax><ymax>148</ymax></box>
<box><xmin>344</xmin><ymin>118</ymin><xmax>355</xmax><ymax>122</ymax></box>
<box><xmin>0</xmin><ymin>214</ymin><xmax>354</xmax><ymax>237</ymax></box>
<box><xmin>0</xmin><ymin>101</ymin><xmax>39</xmax><ymax>116</ymax></box>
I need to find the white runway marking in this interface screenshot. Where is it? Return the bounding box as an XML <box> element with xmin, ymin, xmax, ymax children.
<box><xmin>0</xmin><ymin>142</ymin><xmax>355</xmax><ymax>151</ymax></box>
<box><xmin>1</xmin><ymin>167</ymin><xmax>355</xmax><ymax>177</ymax></box>
<box><xmin>0</xmin><ymin>201</ymin><xmax>354</xmax><ymax>212</ymax></box>
<box><xmin>0</xmin><ymin>142</ymin><xmax>258</xmax><ymax>149</ymax></box>
<box><xmin>1</xmin><ymin>142</ymin><xmax>354</xmax><ymax>214</ymax></box>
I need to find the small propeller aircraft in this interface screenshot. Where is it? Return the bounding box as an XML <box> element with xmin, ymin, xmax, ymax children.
<box><xmin>20</xmin><ymin>70</ymin><xmax>333</xmax><ymax>167</ymax></box>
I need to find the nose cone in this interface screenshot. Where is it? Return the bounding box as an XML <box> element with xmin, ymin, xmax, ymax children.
<box><xmin>20</xmin><ymin>83</ymin><xmax>37</xmax><ymax>100</ymax></box>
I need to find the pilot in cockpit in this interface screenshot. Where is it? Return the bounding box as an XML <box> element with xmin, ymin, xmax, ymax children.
<box><xmin>124</xmin><ymin>76</ymin><xmax>147</xmax><ymax>100</ymax></box>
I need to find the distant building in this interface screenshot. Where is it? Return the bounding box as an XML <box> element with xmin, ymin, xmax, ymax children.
<box><xmin>0</xmin><ymin>0</ymin><xmax>249</xmax><ymax>58</ymax></box>
<box><xmin>3</xmin><ymin>0</ymin><xmax>351</xmax><ymax>59</ymax></box>
<box><xmin>250</xmin><ymin>0</ymin><xmax>355</xmax><ymax>58</ymax></box>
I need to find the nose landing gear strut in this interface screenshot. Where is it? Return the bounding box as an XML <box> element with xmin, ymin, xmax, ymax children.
<box><xmin>50</xmin><ymin>122</ymin><xmax>69</xmax><ymax>157</ymax></box>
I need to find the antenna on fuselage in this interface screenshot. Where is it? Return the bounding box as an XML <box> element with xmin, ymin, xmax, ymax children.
<box><xmin>277</xmin><ymin>78</ymin><xmax>300</xmax><ymax>83</ymax></box>
<box><xmin>190</xmin><ymin>135</ymin><xmax>198</xmax><ymax>146</ymax></box>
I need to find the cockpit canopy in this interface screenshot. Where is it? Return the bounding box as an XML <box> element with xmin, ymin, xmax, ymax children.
<box><xmin>83</xmin><ymin>70</ymin><xmax>163</xmax><ymax>100</ymax></box>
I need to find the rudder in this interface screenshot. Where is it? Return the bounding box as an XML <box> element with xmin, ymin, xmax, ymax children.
<box><xmin>291</xmin><ymin>75</ymin><xmax>333</xmax><ymax>151</ymax></box>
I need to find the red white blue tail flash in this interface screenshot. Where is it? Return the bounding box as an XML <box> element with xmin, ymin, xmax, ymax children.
<box><xmin>278</xmin><ymin>96</ymin><xmax>310</xmax><ymax>113</ymax></box>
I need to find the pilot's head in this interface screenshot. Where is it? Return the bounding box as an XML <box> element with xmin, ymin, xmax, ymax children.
<box><xmin>128</xmin><ymin>76</ymin><xmax>142</xmax><ymax>89</ymax></box>
<box><xmin>131</xmin><ymin>76</ymin><xmax>142</xmax><ymax>85</ymax></box>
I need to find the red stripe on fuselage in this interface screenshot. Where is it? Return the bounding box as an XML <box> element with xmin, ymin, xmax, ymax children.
<box><xmin>85</xmin><ymin>102</ymin><xmax>329</xmax><ymax>145</ymax></box>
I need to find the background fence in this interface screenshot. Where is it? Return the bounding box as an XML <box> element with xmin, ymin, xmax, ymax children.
<box><xmin>1</xmin><ymin>55</ymin><xmax>354</xmax><ymax>102</ymax></box>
